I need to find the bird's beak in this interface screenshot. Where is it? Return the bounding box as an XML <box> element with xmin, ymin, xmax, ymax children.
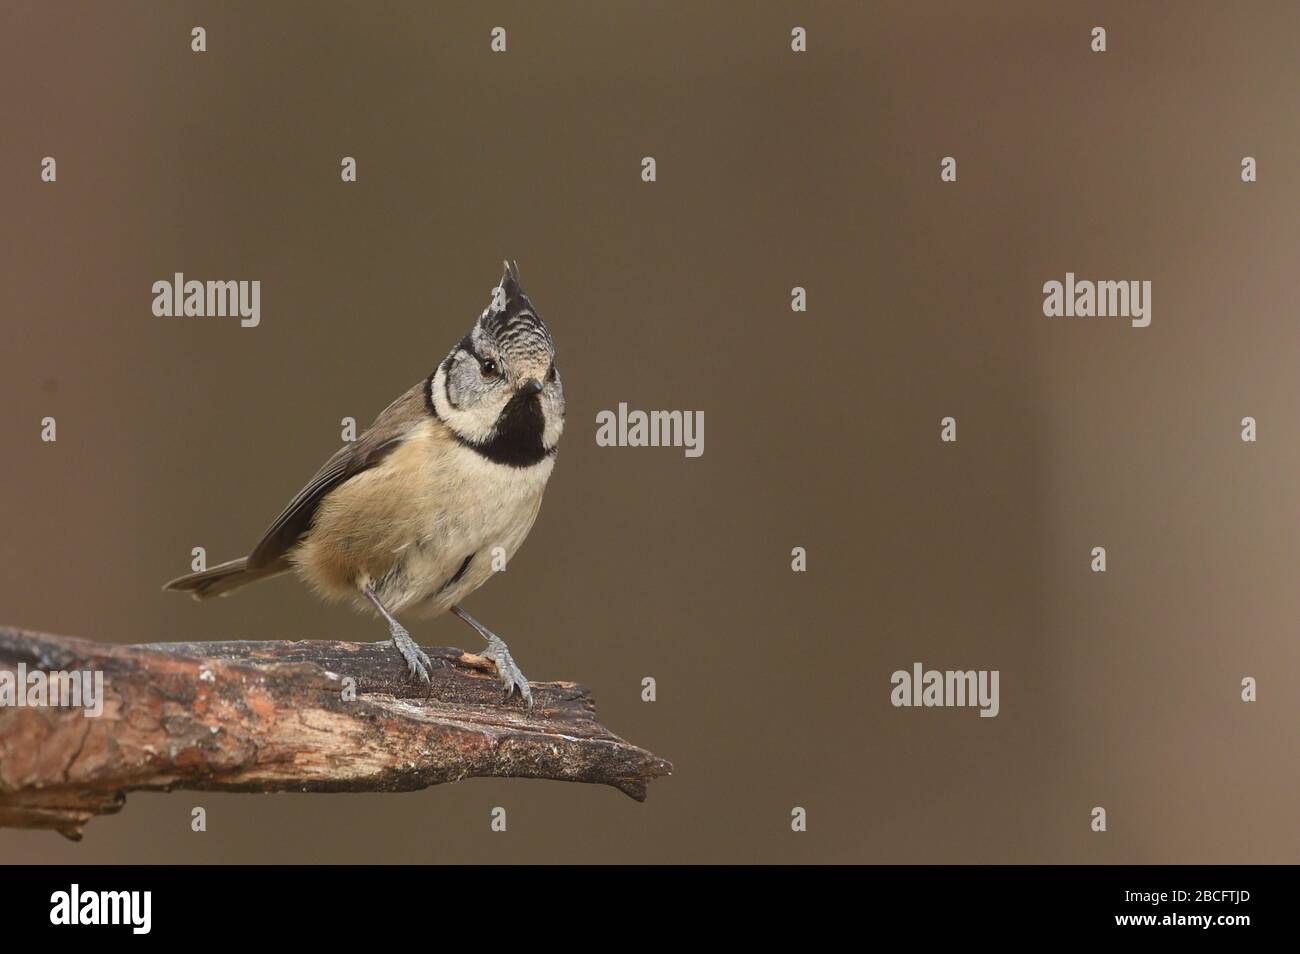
<box><xmin>518</xmin><ymin>377</ymin><xmax>543</xmax><ymax>396</ymax></box>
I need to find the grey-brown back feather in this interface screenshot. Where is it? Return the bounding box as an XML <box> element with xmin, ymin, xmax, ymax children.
<box><xmin>246</xmin><ymin>383</ymin><xmax>428</xmax><ymax>569</ymax></box>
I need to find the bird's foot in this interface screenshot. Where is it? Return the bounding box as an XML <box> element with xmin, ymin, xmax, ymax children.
<box><xmin>387</xmin><ymin>625</ymin><xmax>433</xmax><ymax>685</ymax></box>
<box><xmin>479</xmin><ymin>634</ymin><xmax>532</xmax><ymax>707</ymax></box>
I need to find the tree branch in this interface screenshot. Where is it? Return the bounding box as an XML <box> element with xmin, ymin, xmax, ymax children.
<box><xmin>0</xmin><ymin>626</ymin><xmax>671</xmax><ymax>840</ymax></box>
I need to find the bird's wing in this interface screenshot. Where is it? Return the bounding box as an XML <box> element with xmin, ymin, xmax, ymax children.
<box><xmin>246</xmin><ymin>382</ymin><xmax>427</xmax><ymax>569</ymax></box>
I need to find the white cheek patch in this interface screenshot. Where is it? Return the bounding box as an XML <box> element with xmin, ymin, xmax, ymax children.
<box><xmin>542</xmin><ymin>390</ymin><xmax>565</xmax><ymax>449</ymax></box>
<box><xmin>431</xmin><ymin>363</ymin><xmax>504</xmax><ymax>444</ymax></box>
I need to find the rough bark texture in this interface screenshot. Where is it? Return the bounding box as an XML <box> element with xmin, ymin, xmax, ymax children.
<box><xmin>0</xmin><ymin>626</ymin><xmax>671</xmax><ymax>840</ymax></box>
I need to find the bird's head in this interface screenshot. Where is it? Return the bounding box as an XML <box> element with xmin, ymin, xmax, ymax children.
<box><xmin>429</xmin><ymin>261</ymin><xmax>564</xmax><ymax>465</ymax></box>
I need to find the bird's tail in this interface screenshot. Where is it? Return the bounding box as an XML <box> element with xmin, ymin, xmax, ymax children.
<box><xmin>163</xmin><ymin>556</ymin><xmax>290</xmax><ymax>600</ymax></box>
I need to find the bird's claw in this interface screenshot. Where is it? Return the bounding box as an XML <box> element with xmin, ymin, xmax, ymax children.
<box><xmin>389</xmin><ymin>628</ymin><xmax>433</xmax><ymax>685</ymax></box>
<box><xmin>480</xmin><ymin>634</ymin><xmax>533</xmax><ymax>707</ymax></box>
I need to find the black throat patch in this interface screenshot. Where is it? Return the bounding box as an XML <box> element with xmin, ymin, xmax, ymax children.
<box><xmin>471</xmin><ymin>391</ymin><xmax>551</xmax><ymax>467</ymax></box>
<box><xmin>426</xmin><ymin>370</ymin><xmax>552</xmax><ymax>469</ymax></box>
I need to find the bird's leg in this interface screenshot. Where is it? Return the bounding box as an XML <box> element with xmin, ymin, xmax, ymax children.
<box><xmin>364</xmin><ymin>584</ymin><xmax>432</xmax><ymax>685</ymax></box>
<box><xmin>451</xmin><ymin>604</ymin><xmax>532</xmax><ymax>707</ymax></box>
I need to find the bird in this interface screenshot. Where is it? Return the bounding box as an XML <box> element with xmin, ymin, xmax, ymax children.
<box><xmin>163</xmin><ymin>260</ymin><xmax>564</xmax><ymax>705</ymax></box>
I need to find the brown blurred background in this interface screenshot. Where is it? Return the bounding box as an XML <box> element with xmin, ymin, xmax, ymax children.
<box><xmin>1</xmin><ymin>1</ymin><xmax>1296</xmax><ymax>863</ymax></box>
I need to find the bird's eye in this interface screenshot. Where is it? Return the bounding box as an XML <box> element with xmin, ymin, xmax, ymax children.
<box><xmin>546</xmin><ymin>364</ymin><xmax>557</xmax><ymax>383</ymax></box>
<box><xmin>479</xmin><ymin>358</ymin><xmax>498</xmax><ymax>378</ymax></box>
